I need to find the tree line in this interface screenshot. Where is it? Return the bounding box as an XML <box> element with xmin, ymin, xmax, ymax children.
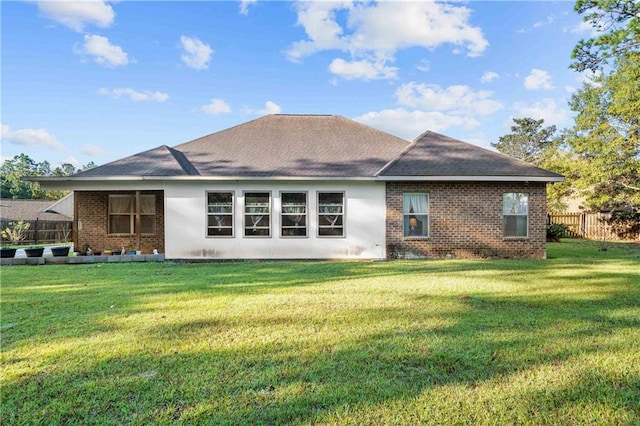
<box><xmin>493</xmin><ymin>0</ymin><xmax>639</xmax><ymax>214</ymax></box>
<box><xmin>1</xmin><ymin>154</ymin><xmax>95</xmax><ymax>200</ymax></box>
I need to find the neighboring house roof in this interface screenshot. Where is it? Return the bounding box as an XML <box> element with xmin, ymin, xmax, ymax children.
<box><xmin>43</xmin><ymin>192</ymin><xmax>75</xmax><ymax>219</ymax></box>
<box><xmin>378</xmin><ymin>131</ymin><xmax>565</xmax><ymax>181</ymax></box>
<box><xmin>0</xmin><ymin>199</ymin><xmax>72</xmax><ymax>221</ymax></box>
<box><xmin>28</xmin><ymin>114</ymin><xmax>564</xmax><ymax>183</ymax></box>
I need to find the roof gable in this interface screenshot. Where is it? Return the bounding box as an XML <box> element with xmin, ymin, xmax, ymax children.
<box><xmin>378</xmin><ymin>131</ymin><xmax>564</xmax><ymax>180</ymax></box>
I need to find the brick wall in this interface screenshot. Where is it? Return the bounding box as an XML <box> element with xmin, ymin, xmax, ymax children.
<box><xmin>386</xmin><ymin>182</ymin><xmax>547</xmax><ymax>259</ymax></box>
<box><xmin>75</xmin><ymin>190</ymin><xmax>164</xmax><ymax>254</ymax></box>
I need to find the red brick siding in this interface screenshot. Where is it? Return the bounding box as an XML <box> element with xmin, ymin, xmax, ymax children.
<box><xmin>386</xmin><ymin>182</ymin><xmax>547</xmax><ymax>259</ymax></box>
<box><xmin>75</xmin><ymin>191</ymin><xmax>164</xmax><ymax>254</ymax></box>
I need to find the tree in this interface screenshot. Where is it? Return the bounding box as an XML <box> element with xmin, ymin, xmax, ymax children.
<box><xmin>571</xmin><ymin>0</ymin><xmax>640</xmax><ymax>72</ymax></box>
<box><xmin>492</xmin><ymin>118</ymin><xmax>558</xmax><ymax>165</ymax></box>
<box><xmin>0</xmin><ymin>154</ymin><xmax>96</xmax><ymax>200</ymax></box>
<box><xmin>0</xmin><ymin>154</ymin><xmax>49</xmax><ymax>199</ymax></box>
<box><xmin>566</xmin><ymin>51</ymin><xmax>640</xmax><ymax>211</ymax></box>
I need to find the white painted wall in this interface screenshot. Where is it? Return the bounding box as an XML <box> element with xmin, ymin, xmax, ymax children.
<box><xmin>164</xmin><ymin>181</ymin><xmax>387</xmax><ymax>259</ymax></box>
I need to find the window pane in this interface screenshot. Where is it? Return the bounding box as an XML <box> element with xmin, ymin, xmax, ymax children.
<box><xmin>140</xmin><ymin>215</ymin><xmax>155</xmax><ymax>234</ymax></box>
<box><xmin>504</xmin><ymin>215</ymin><xmax>528</xmax><ymax>237</ymax></box>
<box><xmin>403</xmin><ymin>193</ymin><xmax>428</xmax><ymax>214</ymax></box>
<box><xmin>282</xmin><ymin>192</ymin><xmax>306</xmax><ymax>206</ymax></box>
<box><xmin>110</xmin><ymin>215</ymin><xmax>131</xmax><ymax>234</ymax></box>
<box><xmin>140</xmin><ymin>195</ymin><xmax>155</xmax><ymax>214</ymax></box>
<box><xmin>503</xmin><ymin>193</ymin><xmax>528</xmax><ymax>215</ymax></box>
<box><xmin>403</xmin><ymin>214</ymin><xmax>428</xmax><ymax>237</ymax></box>
<box><xmin>109</xmin><ymin>195</ymin><xmax>133</xmax><ymax>214</ymax></box>
<box><xmin>208</xmin><ymin>192</ymin><xmax>233</xmax><ymax>213</ymax></box>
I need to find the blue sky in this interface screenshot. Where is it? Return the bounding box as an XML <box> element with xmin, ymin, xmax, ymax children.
<box><xmin>1</xmin><ymin>1</ymin><xmax>593</xmax><ymax>169</ymax></box>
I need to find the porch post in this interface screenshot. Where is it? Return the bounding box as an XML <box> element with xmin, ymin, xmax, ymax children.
<box><xmin>135</xmin><ymin>190</ymin><xmax>141</xmax><ymax>250</ymax></box>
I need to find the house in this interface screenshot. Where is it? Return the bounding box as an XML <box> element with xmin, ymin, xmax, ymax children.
<box><xmin>0</xmin><ymin>197</ymin><xmax>73</xmax><ymax>245</ymax></box>
<box><xmin>29</xmin><ymin>114</ymin><xmax>564</xmax><ymax>260</ymax></box>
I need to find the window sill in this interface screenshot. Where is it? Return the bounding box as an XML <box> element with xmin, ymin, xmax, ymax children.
<box><xmin>503</xmin><ymin>236</ymin><xmax>529</xmax><ymax>240</ymax></box>
<box><xmin>403</xmin><ymin>236</ymin><xmax>430</xmax><ymax>240</ymax></box>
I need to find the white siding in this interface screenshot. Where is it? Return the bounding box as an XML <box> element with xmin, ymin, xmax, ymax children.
<box><xmin>164</xmin><ymin>181</ymin><xmax>387</xmax><ymax>259</ymax></box>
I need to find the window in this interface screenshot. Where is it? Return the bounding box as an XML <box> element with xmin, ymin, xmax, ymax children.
<box><xmin>108</xmin><ymin>194</ymin><xmax>155</xmax><ymax>234</ymax></box>
<box><xmin>503</xmin><ymin>193</ymin><xmax>528</xmax><ymax>237</ymax></box>
<box><xmin>403</xmin><ymin>193</ymin><xmax>429</xmax><ymax>237</ymax></box>
<box><xmin>281</xmin><ymin>192</ymin><xmax>307</xmax><ymax>237</ymax></box>
<box><xmin>207</xmin><ymin>192</ymin><xmax>234</xmax><ymax>237</ymax></box>
<box><xmin>244</xmin><ymin>192</ymin><xmax>271</xmax><ymax>237</ymax></box>
<box><xmin>318</xmin><ymin>192</ymin><xmax>344</xmax><ymax>237</ymax></box>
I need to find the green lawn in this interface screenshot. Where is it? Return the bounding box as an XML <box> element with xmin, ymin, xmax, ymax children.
<box><xmin>1</xmin><ymin>240</ymin><xmax>639</xmax><ymax>425</ymax></box>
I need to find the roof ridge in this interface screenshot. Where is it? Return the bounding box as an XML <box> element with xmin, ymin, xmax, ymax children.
<box><xmin>166</xmin><ymin>146</ymin><xmax>200</xmax><ymax>176</ymax></box>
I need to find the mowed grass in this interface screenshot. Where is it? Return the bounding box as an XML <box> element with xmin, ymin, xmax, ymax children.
<box><xmin>1</xmin><ymin>240</ymin><xmax>639</xmax><ymax>425</ymax></box>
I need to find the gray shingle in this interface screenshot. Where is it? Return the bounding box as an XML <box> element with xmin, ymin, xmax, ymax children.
<box><xmin>378</xmin><ymin>131</ymin><xmax>564</xmax><ymax>179</ymax></box>
<box><xmin>74</xmin><ymin>145</ymin><xmax>200</xmax><ymax>177</ymax></box>
<box><xmin>174</xmin><ymin>114</ymin><xmax>410</xmax><ymax>177</ymax></box>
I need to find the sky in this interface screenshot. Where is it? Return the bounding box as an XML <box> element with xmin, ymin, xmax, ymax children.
<box><xmin>1</xmin><ymin>0</ymin><xmax>594</xmax><ymax>169</ymax></box>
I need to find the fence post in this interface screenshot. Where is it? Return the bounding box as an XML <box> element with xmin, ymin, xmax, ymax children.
<box><xmin>34</xmin><ymin>218</ymin><xmax>39</xmax><ymax>245</ymax></box>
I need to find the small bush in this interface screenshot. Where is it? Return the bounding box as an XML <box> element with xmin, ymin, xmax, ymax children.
<box><xmin>546</xmin><ymin>223</ymin><xmax>567</xmax><ymax>241</ymax></box>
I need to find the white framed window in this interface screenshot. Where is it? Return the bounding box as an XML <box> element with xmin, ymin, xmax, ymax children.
<box><xmin>281</xmin><ymin>192</ymin><xmax>307</xmax><ymax>237</ymax></box>
<box><xmin>207</xmin><ymin>191</ymin><xmax>234</xmax><ymax>237</ymax></box>
<box><xmin>403</xmin><ymin>193</ymin><xmax>429</xmax><ymax>238</ymax></box>
<box><xmin>244</xmin><ymin>192</ymin><xmax>271</xmax><ymax>237</ymax></box>
<box><xmin>318</xmin><ymin>192</ymin><xmax>344</xmax><ymax>237</ymax></box>
<box><xmin>108</xmin><ymin>194</ymin><xmax>155</xmax><ymax>234</ymax></box>
<box><xmin>503</xmin><ymin>193</ymin><xmax>529</xmax><ymax>238</ymax></box>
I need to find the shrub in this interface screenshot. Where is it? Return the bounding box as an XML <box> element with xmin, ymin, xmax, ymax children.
<box><xmin>546</xmin><ymin>223</ymin><xmax>567</xmax><ymax>241</ymax></box>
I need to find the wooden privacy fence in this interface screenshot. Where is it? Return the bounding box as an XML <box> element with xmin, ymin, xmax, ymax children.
<box><xmin>0</xmin><ymin>219</ymin><xmax>73</xmax><ymax>246</ymax></box>
<box><xmin>548</xmin><ymin>213</ymin><xmax>640</xmax><ymax>241</ymax></box>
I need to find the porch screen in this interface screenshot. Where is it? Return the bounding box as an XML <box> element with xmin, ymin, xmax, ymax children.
<box><xmin>108</xmin><ymin>194</ymin><xmax>156</xmax><ymax>234</ymax></box>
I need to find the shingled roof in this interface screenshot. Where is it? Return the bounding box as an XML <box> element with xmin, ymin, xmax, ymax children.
<box><xmin>0</xmin><ymin>199</ymin><xmax>71</xmax><ymax>221</ymax></box>
<box><xmin>34</xmin><ymin>115</ymin><xmax>563</xmax><ymax>182</ymax></box>
<box><xmin>378</xmin><ymin>131</ymin><xmax>564</xmax><ymax>180</ymax></box>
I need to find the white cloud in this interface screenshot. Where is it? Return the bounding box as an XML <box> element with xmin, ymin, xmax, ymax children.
<box><xmin>37</xmin><ymin>0</ymin><xmax>114</xmax><ymax>32</ymax></box>
<box><xmin>60</xmin><ymin>156</ymin><xmax>82</xmax><ymax>168</ymax></box>
<box><xmin>524</xmin><ymin>69</ymin><xmax>554</xmax><ymax>90</ymax></box>
<box><xmin>258</xmin><ymin>101</ymin><xmax>282</xmax><ymax>115</ymax></box>
<box><xmin>180</xmin><ymin>36</ymin><xmax>213</xmax><ymax>70</ymax></box>
<box><xmin>416</xmin><ymin>59</ymin><xmax>431</xmax><ymax>72</ymax></box>
<box><xmin>533</xmin><ymin>15</ymin><xmax>555</xmax><ymax>29</ymax></box>
<box><xmin>481</xmin><ymin>71</ymin><xmax>499</xmax><ymax>83</ymax></box>
<box><xmin>239</xmin><ymin>0</ymin><xmax>257</xmax><ymax>15</ymax></box>
<box><xmin>1</xmin><ymin>123</ymin><xmax>64</xmax><ymax>151</ymax></box>
<box><xmin>513</xmin><ymin>99</ymin><xmax>570</xmax><ymax>126</ymax></box>
<box><xmin>354</xmin><ymin>109</ymin><xmax>479</xmax><ymax>141</ymax></box>
<box><xmin>98</xmin><ymin>88</ymin><xmax>169</xmax><ymax>102</ymax></box>
<box><xmin>328</xmin><ymin>57</ymin><xmax>398</xmax><ymax>80</ymax></box>
<box><xmin>201</xmin><ymin>98</ymin><xmax>231</xmax><ymax>115</ymax></box>
<box><xmin>395</xmin><ymin>82</ymin><xmax>503</xmax><ymax>116</ymax></box>
<box><xmin>287</xmin><ymin>1</ymin><xmax>487</xmax><ymax>81</ymax></box>
<box><xmin>76</xmin><ymin>34</ymin><xmax>128</xmax><ymax>67</ymax></box>
<box><xmin>81</xmin><ymin>144</ymin><xmax>109</xmax><ymax>157</ymax></box>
